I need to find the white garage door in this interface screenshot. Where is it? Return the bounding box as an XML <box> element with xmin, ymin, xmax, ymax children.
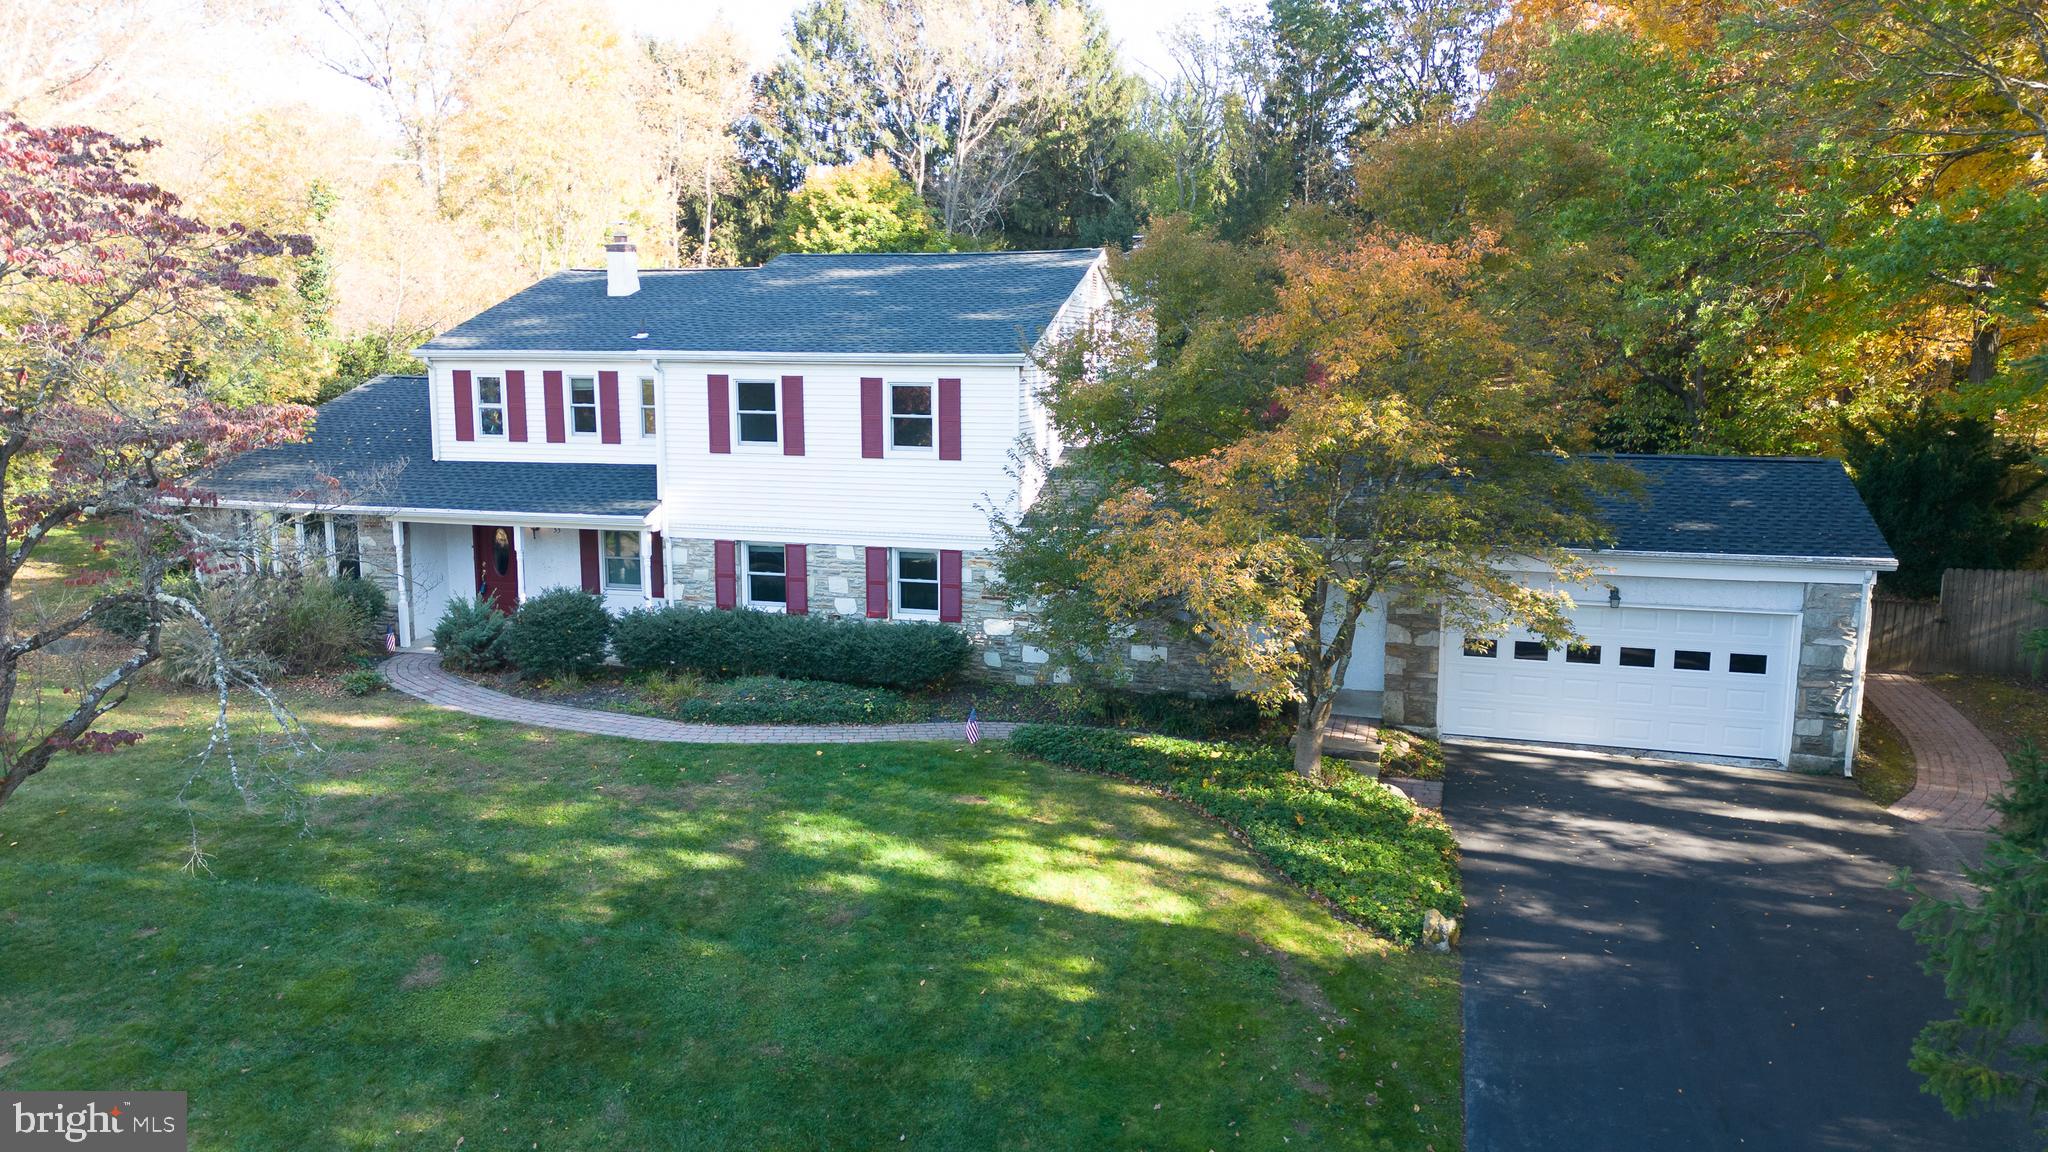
<box><xmin>1439</xmin><ymin>606</ymin><xmax>1799</xmax><ymax>762</ymax></box>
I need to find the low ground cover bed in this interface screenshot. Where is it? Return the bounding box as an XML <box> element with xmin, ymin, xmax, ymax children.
<box><xmin>0</xmin><ymin>689</ymin><xmax>1461</xmax><ymax>1150</ymax></box>
<box><xmin>458</xmin><ymin>665</ymin><xmax>1278</xmax><ymax>739</ymax></box>
<box><xmin>1010</xmin><ymin>724</ymin><xmax>1463</xmax><ymax>943</ymax></box>
<box><xmin>1926</xmin><ymin>674</ymin><xmax>2048</xmax><ymax>756</ymax></box>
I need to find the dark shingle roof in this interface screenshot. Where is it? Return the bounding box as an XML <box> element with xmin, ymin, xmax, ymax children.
<box><xmin>417</xmin><ymin>249</ymin><xmax>1102</xmax><ymax>356</ymax></box>
<box><xmin>1598</xmin><ymin>454</ymin><xmax>1894</xmax><ymax>564</ymax></box>
<box><xmin>200</xmin><ymin>376</ymin><xmax>656</xmax><ymax>520</ymax></box>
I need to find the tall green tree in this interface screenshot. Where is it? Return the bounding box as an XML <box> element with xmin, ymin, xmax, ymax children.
<box><xmin>1900</xmin><ymin>742</ymin><xmax>2048</xmax><ymax>1138</ymax></box>
<box><xmin>1842</xmin><ymin>404</ymin><xmax>2043</xmax><ymax>596</ymax></box>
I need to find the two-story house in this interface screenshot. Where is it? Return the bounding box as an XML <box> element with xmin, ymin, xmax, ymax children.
<box><xmin>203</xmin><ymin>237</ymin><xmax>1897</xmax><ymax>774</ymax></box>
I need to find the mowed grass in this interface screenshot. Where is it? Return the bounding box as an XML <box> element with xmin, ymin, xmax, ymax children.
<box><xmin>0</xmin><ymin>688</ymin><xmax>1461</xmax><ymax>1151</ymax></box>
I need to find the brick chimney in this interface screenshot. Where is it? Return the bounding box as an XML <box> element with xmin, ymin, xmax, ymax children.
<box><xmin>605</xmin><ymin>226</ymin><xmax>638</xmax><ymax>297</ymax></box>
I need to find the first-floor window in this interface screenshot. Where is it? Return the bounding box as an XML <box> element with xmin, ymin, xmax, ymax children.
<box><xmin>570</xmin><ymin>375</ymin><xmax>598</xmax><ymax>435</ymax></box>
<box><xmin>333</xmin><ymin>517</ymin><xmax>361</xmax><ymax>579</ymax></box>
<box><xmin>639</xmin><ymin>377</ymin><xmax>657</xmax><ymax>436</ymax></box>
<box><xmin>896</xmin><ymin>549</ymin><xmax>939</xmax><ymax>614</ymax></box>
<box><xmin>745</xmin><ymin>543</ymin><xmax>787</xmax><ymax>609</ymax></box>
<box><xmin>477</xmin><ymin>375</ymin><xmax>506</xmax><ymax>436</ymax></box>
<box><xmin>603</xmin><ymin>531</ymin><xmax>641</xmax><ymax>590</ymax></box>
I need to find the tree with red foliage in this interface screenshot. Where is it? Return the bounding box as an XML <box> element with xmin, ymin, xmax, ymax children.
<box><xmin>0</xmin><ymin>116</ymin><xmax>316</xmax><ymax>812</ymax></box>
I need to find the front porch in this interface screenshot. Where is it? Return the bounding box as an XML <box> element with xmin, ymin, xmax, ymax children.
<box><xmin>391</xmin><ymin>515</ymin><xmax>663</xmax><ymax>648</ymax></box>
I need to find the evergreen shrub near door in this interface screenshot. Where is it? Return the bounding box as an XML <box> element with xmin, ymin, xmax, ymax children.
<box><xmin>1010</xmin><ymin>724</ymin><xmax>1462</xmax><ymax>943</ymax></box>
<box><xmin>505</xmin><ymin>589</ymin><xmax>612</xmax><ymax>680</ymax></box>
<box><xmin>609</xmin><ymin>605</ymin><xmax>969</xmax><ymax>688</ymax></box>
<box><xmin>432</xmin><ymin>596</ymin><xmax>510</xmax><ymax>672</ymax></box>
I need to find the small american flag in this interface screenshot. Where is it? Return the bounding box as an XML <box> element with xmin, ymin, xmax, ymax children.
<box><xmin>964</xmin><ymin>707</ymin><xmax>981</xmax><ymax>745</ymax></box>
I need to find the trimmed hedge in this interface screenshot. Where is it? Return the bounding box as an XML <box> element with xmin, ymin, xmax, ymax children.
<box><xmin>505</xmin><ymin>589</ymin><xmax>612</xmax><ymax>680</ymax></box>
<box><xmin>610</xmin><ymin>605</ymin><xmax>968</xmax><ymax>688</ymax></box>
<box><xmin>1009</xmin><ymin>725</ymin><xmax>1461</xmax><ymax>943</ymax></box>
<box><xmin>671</xmin><ymin>676</ymin><xmax>909</xmax><ymax>724</ymax></box>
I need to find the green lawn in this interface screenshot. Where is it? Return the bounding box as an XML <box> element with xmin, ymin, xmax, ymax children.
<box><xmin>1925</xmin><ymin>673</ymin><xmax>2048</xmax><ymax>757</ymax></box>
<box><xmin>0</xmin><ymin>688</ymin><xmax>1462</xmax><ymax>1151</ymax></box>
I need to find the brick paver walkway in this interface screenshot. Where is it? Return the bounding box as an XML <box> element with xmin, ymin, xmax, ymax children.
<box><xmin>382</xmin><ymin>652</ymin><xmax>1017</xmax><ymax>745</ymax></box>
<box><xmin>1867</xmin><ymin>672</ymin><xmax>2010</xmax><ymax>831</ymax></box>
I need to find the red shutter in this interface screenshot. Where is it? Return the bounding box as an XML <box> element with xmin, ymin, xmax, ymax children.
<box><xmin>714</xmin><ymin>540</ymin><xmax>738</xmax><ymax>609</ymax></box>
<box><xmin>453</xmin><ymin>370</ymin><xmax>475</xmax><ymax>442</ymax></box>
<box><xmin>708</xmin><ymin>374</ymin><xmax>731</xmax><ymax>454</ymax></box>
<box><xmin>506</xmin><ymin>369</ymin><xmax>528</xmax><ymax>441</ymax></box>
<box><xmin>649</xmin><ymin>532</ymin><xmax>665</xmax><ymax>599</ymax></box>
<box><xmin>785</xmin><ymin>543</ymin><xmax>807</xmax><ymax>614</ymax></box>
<box><xmin>599</xmin><ymin>370</ymin><xmax>622</xmax><ymax>444</ymax></box>
<box><xmin>544</xmin><ymin>370</ymin><xmax>566</xmax><ymax>443</ymax></box>
<box><xmin>940</xmin><ymin>549</ymin><xmax>963</xmax><ymax>622</ymax></box>
<box><xmin>579</xmin><ymin>530</ymin><xmax>601</xmax><ymax>593</ymax></box>
<box><xmin>860</xmin><ymin>377</ymin><xmax>884</xmax><ymax>458</ymax></box>
<box><xmin>865</xmin><ymin>547</ymin><xmax>890</xmax><ymax>618</ymax></box>
<box><xmin>938</xmin><ymin>377</ymin><xmax>961</xmax><ymax>460</ymax></box>
<box><xmin>782</xmin><ymin>375</ymin><xmax>805</xmax><ymax>456</ymax></box>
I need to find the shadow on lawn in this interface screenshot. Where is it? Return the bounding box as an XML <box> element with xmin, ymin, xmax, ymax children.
<box><xmin>0</xmin><ymin>696</ymin><xmax>1460</xmax><ymax>1152</ymax></box>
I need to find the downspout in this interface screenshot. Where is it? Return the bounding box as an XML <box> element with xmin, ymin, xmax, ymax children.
<box><xmin>1842</xmin><ymin>569</ymin><xmax>1878</xmax><ymax>776</ymax></box>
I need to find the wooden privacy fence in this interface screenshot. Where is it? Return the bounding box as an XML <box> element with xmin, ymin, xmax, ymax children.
<box><xmin>1870</xmin><ymin>569</ymin><xmax>2048</xmax><ymax>678</ymax></box>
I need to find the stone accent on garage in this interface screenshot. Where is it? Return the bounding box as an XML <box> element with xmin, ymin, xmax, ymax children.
<box><xmin>663</xmin><ymin>536</ymin><xmax>1228</xmax><ymax>694</ymax></box>
<box><xmin>1379</xmin><ymin>593</ymin><xmax>1441</xmax><ymax>735</ymax></box>
<box><xmin>1792</xmin><ymin>581</ymin><xmax>1862</xmax><ymax>774</ymax></box>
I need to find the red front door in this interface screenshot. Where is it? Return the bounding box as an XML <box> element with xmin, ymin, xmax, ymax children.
<box><xmin>472</xmin><ymin>525</ymin><xmax>519</xmax><ymax>616</ymax></box>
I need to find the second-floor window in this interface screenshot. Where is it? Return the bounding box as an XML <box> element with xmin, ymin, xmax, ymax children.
<box><xmin>477</xmin><ymin>375</ymin><xmax>506</xmax><ymax>436</ymax></box>
<box><xmin>602</xmin><ymin>531</ymin><xmax>641</xmax><ymax>590</ymax></box>
<box><xmin>891</xmin><ymin>384</ymin><xmax>933</xmax><ymax>449</ymax></box>
<box><xmin>639</xmin><ymin>377</ymin><xmax>657</xmax><ymax>436</ymax></box>
<box><xmin>570</xmin><ymin>376</ymin><xmax>598</xmax><ymax>435</ymax></box>
<box><xmin>737</xmin><ymin>380</ymin><xmax>777</xmax><ymax>445</ymax></box>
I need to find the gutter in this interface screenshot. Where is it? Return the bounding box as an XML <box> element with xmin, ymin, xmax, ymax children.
<box><xmin>1592</xmin><ymin>548</ymin><xmax>1900</xmax><ymax>572</ymax></box>
<box><xmin>205</xmin><ymin>497</ymin><xmax>653</xmax><ymax>530</ymax></box>
<box><xmin>412</xmin><ymin>349</ymin><xmax>1034</xmax><ymax>368</ymax></box>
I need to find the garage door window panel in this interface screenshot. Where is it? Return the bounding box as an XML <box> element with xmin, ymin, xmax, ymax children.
<box><xmin>1729</xmin><ymin>653</ymin><xmax>1768</xmax><ymax>674</ymax></box>
<box><xmin>1566</xmin><ymin>644</ymin><xmax>1601</xmax><ymax>664</ymax></box>
<box><xmin>1513</xmin><ymin>641</ymin><xmax>1550</xmax><ymax>661</ymax></box>
<box><xmin>1673</xmin><ymin>650</ymin><xmax>1712</xmax><ymax>671</ymax></box>
<box><xmin>1463</xmin><ymin>638</ymin><xmax>1498</xmax><ymax>657</ymax></box>
<box><xmin>1619</xmin><ymin>647</ymin><xmax>1656</xmax><ymax>668</ymax></box>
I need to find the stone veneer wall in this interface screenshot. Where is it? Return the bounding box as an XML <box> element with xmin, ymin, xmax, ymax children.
<box><xmin>184</xmin><ymin>510</ymin><xmax>402</xmax><ymax>639</ymax></box>
<box><xmin>1378</xmin><ymin>593</ymin><xmax>1442</xmax><ymax>735</ymax></box>
<box><xmin>666</xmin><ymin>537</ymin><xmax>1228</xmax><ymax>695</ymax></box>
<box><xmin>1792</xmin><ymin>582</ymin><xmax>1862</xmax><ymax>774</ymax></box>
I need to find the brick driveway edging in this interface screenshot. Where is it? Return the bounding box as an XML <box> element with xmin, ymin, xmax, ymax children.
<box><xmin>382</xmin><ymin>652</ymin><xmax>1017</xmax><ymax>745</ymax></box>
<box><xmin>1867</xmin><ymin>672</ymin><xmax>2010</xmax><ymax>831</ymax></box>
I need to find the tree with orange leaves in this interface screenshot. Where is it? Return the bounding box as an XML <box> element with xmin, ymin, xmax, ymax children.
<box><xmin>996</xmin><ymin>222</ymin><xmax>1621</xmax><ymax>779</ymax></box>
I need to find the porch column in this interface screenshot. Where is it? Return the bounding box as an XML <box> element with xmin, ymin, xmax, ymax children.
<box><xmin>391</xmin><ymin>519</ymin><xmax>412</xmax><ymax>648</ymax></box>
<box><xmin>323</xmin><ymin>518</ymin><xmax>340</xmax><ymax>578</ymax></box>
<box><xmin>514</xmin><ymin>526</ymin><xmax>530</xmax><ymax>605</ymax></box>
<box><xmin>641</xmin><ymin>529</ymin><xmax>654</xmax><ymax>601</ymax></box>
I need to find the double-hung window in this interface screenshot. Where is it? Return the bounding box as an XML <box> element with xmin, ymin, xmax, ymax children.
<box><xmin>895</xmin><ymin>550</ymin><xmax>940</xmax><ymax>615</ymax></box>
<box><xmin>890</xmin><ymin>384</ymin><xmax>934</xmax><ymax>449</ymax></box>
<box><xmin>745</xmin><ymin>543</ymin><xmax>787</xmax><ymax>609</ymax></box>
<box><xmin>333</xmin><ymin>518</ymin><xmax>361</xmax><ymax>579</ymax></box>
<box><xmin>569</xmin><ymin>375</ymin><xmax>598</xmax><ymax>435</ymax></box>
<box><xmin>639</xmin><ymin>377</ymin><xmax>657</xmax><ymax>436</ymax></box>
<box><xmin>602</xmin><ymin>531</ymin><xmax>641</xmax><ymax>590</ymax></box>
<box><xmin>736</xmin><ymin>380</ymin><xmax>777</xmax><ymax>445</ymax></box>
<box><xmin>476</xmin><ymin>375</ymin><xmax>506</xmax><ymax>436</ymax></box>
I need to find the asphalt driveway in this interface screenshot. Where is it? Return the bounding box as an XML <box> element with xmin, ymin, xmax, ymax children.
<box><xmin>1450</xmin><ymin>742</ymin><xmax>2026</xmax><ymax>1152</ymax></box>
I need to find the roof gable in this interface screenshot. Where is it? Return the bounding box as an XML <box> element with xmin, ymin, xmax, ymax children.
<box><xmin>418</xmin><ymin>248</ymin><xmax>1103</xmax><ymax>357</ymax></box>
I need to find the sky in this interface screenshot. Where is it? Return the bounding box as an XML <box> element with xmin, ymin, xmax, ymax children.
<box><xmin>611</xmin><ymin>0</ymin><xmax>1238</xmax><ymax>78</ymax></box>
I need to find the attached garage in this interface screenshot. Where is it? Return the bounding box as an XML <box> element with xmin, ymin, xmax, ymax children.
<box><xmin>1374</xmin><ymin>455</ymin><xmax>1899</xmax><ymax>773</ymax></box>
<box><xmin>1440</xmin><ymin>605</ymin><xmax>1800</xmax><ymax>763</ymax></box>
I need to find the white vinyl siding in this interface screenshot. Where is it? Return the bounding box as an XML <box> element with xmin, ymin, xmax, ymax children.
<box><xmin>426</xmin><ymin>362</ymin><xmax>660</xmax><ymax>466</ymax></box>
